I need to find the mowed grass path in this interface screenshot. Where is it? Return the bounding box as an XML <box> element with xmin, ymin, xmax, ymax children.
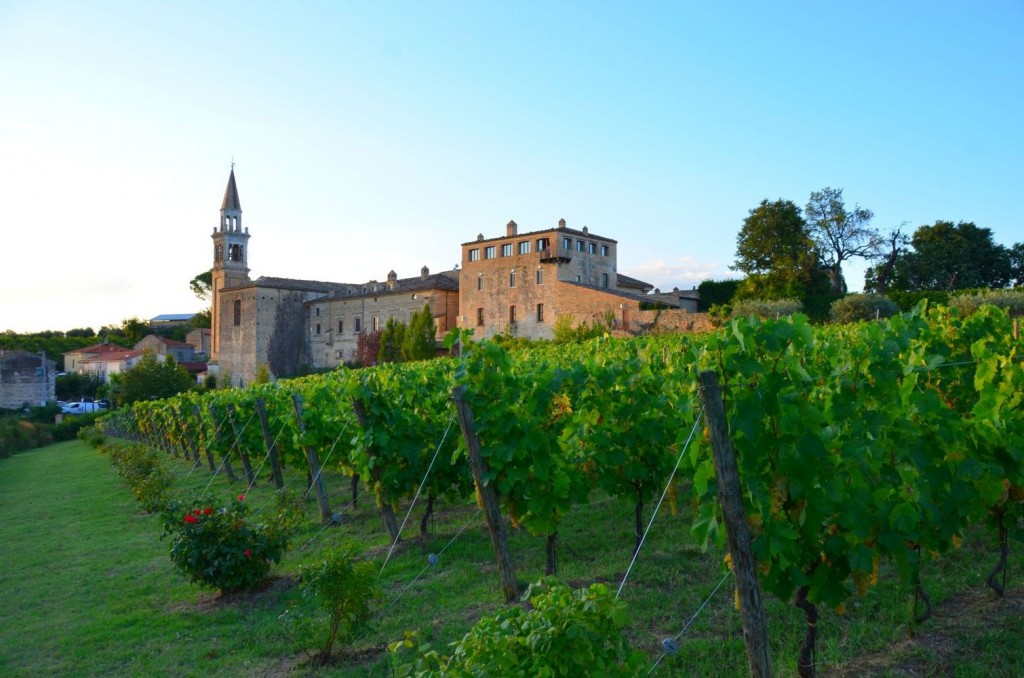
<box><xmin>2</xmin><ymin>440</ymin><xmax>1023</xmax><ymax>676</ymax></box>
<box><xmin>0</xmin><ymin>441</ymin><xmax>295</xmax><ymax>677</ymax></box>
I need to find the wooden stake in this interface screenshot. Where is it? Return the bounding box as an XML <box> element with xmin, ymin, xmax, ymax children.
<box><xmin>226</xmin><ymin>404</ymin><xmax>256</xmax><ymax>486</ymax></box>
<box><xmin>208</xmin><ymin>405</ymin><xmax>236</xmax><ymax>481</ymax></box>
<box><xmin>452</xmin><ymin>385</ymin><xmax>520</xmax><ymax>603</ymax></box>
<box><xmin>291</xmin><ymin>394</ymin><xmax>333</xmax><ymax>523</ymax></box>
<box><xmin>699</xmin><ymin>370</ymin><xmax>772</xmax><ymax>678</ymax></box>
<box><xmin>254</xmin><ymin>397</ymin><xmax>285</xmax><ymax>490</ymax></box>
<box><xmin>351</xmin><ymin>398</ymin><xmax>400</xmax><ymax>542</ymax></box>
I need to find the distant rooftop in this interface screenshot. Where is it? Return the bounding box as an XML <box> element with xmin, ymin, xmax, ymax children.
<box><xmin>150</xmin><ymin>314</ymin><xmax>196</xmax><ymax>323</ymax></box>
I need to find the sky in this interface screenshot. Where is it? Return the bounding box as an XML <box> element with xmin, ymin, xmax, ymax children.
<box><xmin>1</xmin><ymin>1</ymin><xmax>1022</xmax><ymax>333</ymax></box>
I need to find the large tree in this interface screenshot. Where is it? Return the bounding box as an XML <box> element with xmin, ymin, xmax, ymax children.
<box><xmin>733</xmin><ymin>198</ymin><xmax>819</xmax><ymax>300</ymax></box>
<box><xmin>890</xmin><ymin>221</ymin><xmax>1012</xmax><ymax>291</ymax></box>
<box><xmin>804</xmin><ymin>187</ymin><xmax>879</xmax><ymax>294</ymax></box>
<box><xmin>863</xmin><ymin>225</ymin><xmax>910</xmax><ymax>293</ymax></box>
<box><xmin>402</xmin><ymin>304</ymin><xmax>436</xmax><ymax>361</ymax></box>
<box><xmin>1010</xmin><ymin>242</ymin><xmax>1024</xmax><ymax>288</ymax></box>
<box><xmin>119</xmin><ymin>352</ymin><xmax>195</xmax><ymax>405</ymax></box>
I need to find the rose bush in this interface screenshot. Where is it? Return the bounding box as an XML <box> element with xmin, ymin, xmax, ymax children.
<box><xmin>161</xmin><ymin>494</ymin><xmax>292</xmax><ymax>593</ymax></box>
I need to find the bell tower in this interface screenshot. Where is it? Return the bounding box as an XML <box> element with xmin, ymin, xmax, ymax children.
<box><xmin>210</xmin><ymin>166</ymin><xmax>251</xmax><ymax>361</ymax></box>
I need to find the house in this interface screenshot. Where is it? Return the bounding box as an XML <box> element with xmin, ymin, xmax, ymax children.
<box><xmin>460</xmin><ymin>219</ymin><xmax>658</xmax><ymax>340</ymax></box>
<box><xmin>78</xmin><ymin>349</ymin><xmax>145</xmax><ymax>383</ymax></box>
<box><xmin>0</xmin><ymin>350</ymin><xmax>57</xmax><ymax>409</ymax></box>
<box><xmin>63</xmin><ymin>342</ymin><xmax>130</xmax><ymax>374</ymax></box>
<box><xmin>185</xmin><ymin>328</ymin><xmax>211</xmax><ymax>359</ymax></box>
<box><xmin>306</xmin><ymin>267</ymin><xmax>460</xmax><ymax>368</ymax></box>
<box><xmin>134</xmin><ymin>335</ymin><xmax>196</xmax><ymax>363</ymax></box>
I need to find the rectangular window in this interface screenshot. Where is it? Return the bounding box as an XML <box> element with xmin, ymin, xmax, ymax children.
<box><xmin>576</xmin><ymin>275</ymin><xmax>581</xmax><ymax>282</ymax></box>
<box><xmin>518</xmin><ymin>241</ymin><xmax>531</xmax><ymax>254</ymax></box>
<box><xmin>536</xmin><ymin>237</ymin><xmax>549</xmax><ymax>251</ymax></box>
<box><xmin>338</xmin><ymin>319</ymin><xmax>343</xmax><ymax>334</ymax></box>
<box><xmin>509</xmin><ymin>305</ymin><xmax>517</xmax><ymax>324</ymax></box>
<box><xmin>354</xmin><ymin>317</ymin><xmax>361</xmax><ymax>333</ymax></box>
<box><xmin>315</xmin><ymin>307</ymin><xmax>321</xmax><ymax>317</ymax></box>
<box><xmin>588</xmin><ymin>242</ymin><xmax>597</xmax><ymax>254</ymax></box>
<box><xmin>600</xmin><ymin>244</ymin><xmax>609</xmax><ymax>256</ymax></box>
<box><xmin>601</xmin><ymin>273</ymin><xmax>609</xmax><ymax>288</ymax></box>
<box><xmin>315</xmin><ymin>323</ymin><xmax>321</xmax><ymax>335</ymax></box>
<box><xmin>537</xmin><ymin>303</ymin><xmax>544</xmax><ymax>322</ymax></box>
<box><xmin>477</xmin><ymin>308</ymin><xmax>484</xmax><ymax>326</ymax></box>
<box><xmin>372</xmin><ymin>316</ymin><xmax>380</xmax><ymax>332</ymax></box>
<box><xmin>477</xmin><ymin>275</ymin><xmax>483</xmax><ymax>291</ymax></box>
<box><xmin>233</xmin><ymin>299</ymin><xmax>241</xmax><ymax>326</ymax></box>
<box><xmin>468</xmin><ymin>248</ymin><xmax>480</xmax><ymax>261</ymax></box>
<box><xmin>501</xmin><ymin>243</ymin><xmax>513</xmax><ymax>257</ymax></box>
<box><xmin>536</xmin><ymin>268</ymin><xmax>543</xmax><ymax>285</ymax></box>
<box><xmin>484</xmin><ymin>246</ymin><xmax>496</xmax><ymax>259</ymax></box>
<box><xmin>562</xmin><ymin>236</ymin><xmax>571</xmax><ymax>250</ymax></box>
<box><xmin>576</xmin><ymin>240</ymin><xmax>584</xmax><ymax>252</ymax></box>
<box><xmin>509</xmin><ymin>271</ymin><xmax>516</xmax><ymax>287</ymax></box>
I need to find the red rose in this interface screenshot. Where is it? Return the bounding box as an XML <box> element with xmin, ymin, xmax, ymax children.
<box><xmin>184</xmin><ymin>514</ymin><xmax>198</xmax><ymax>524</ymax></box>
<box><xmin>243</xmin><ymin>549</ymin><xmax>252</xmax><ymax>558</ymax></box>
<box><xmin>237</xmin><ymin>494</ymin><xmax>245</xmax><ymax>501</ymax></box>
<box><xmin>203</xmin><ymin>507</ymin><xmax>213</xmax><ymax>515</ymax></box>
<box><xmin>192</xmin><ymin>508</ymin><xmax>202</xmax><ymax>515</ymax></box>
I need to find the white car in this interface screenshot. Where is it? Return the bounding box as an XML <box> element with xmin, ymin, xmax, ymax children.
<box><xmin>61</xmin><ymin>401</ymin><xmax>106</xmax><ymax>415</ymax></box>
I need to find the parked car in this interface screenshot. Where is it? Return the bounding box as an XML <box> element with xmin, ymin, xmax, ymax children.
<box><xmin>61</xmin><ymin>401</ymin><xmax>107</xmax><ymax>415</ymax></box>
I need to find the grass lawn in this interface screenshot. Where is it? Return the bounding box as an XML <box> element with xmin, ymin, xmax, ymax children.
<box><xmin>1</xmin><ymin>440</ymin><xmax>1021</xmax><ymax>676</ymax></box>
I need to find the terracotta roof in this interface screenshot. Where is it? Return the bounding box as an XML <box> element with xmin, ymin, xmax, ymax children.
<box><xmin>64</xmin><ymin>342</ymin><xmax>130</xmax><ymax>355</ymax></box>
<box><xmin>221</xmin><ymin>169</ymin><xmax>241</xmax><ymax>211</ymax></box>
<box><xmin>616</xmin><ymin>273</ymin><xmax>655</xmax><ymax>292</ymax></box>
<box><xmin>79</xmin><ymin>350</ymin><xmax>144</xmax><ymax>364</ymax></box>
<box><xmin>222</xmin><ymin>276</ymin><xmax>358</xmax><ymax>294</ymax></box>
<box><xmin>308</xmin><ymin>270</ymin><xmax>460</xmax><ymax>304</ymax></box>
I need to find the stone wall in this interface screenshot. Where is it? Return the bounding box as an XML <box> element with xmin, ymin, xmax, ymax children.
<box><xmin>0</xmin><ymin>352</ymin><xmax>56</xmax><ymax>409</ymax></box>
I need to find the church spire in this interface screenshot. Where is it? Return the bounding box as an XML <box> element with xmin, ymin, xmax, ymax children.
<box><xmin>219</xmin><ymin>167</ymin><xmax>243</xmax><ymax>233</ymax></box>
<box><xmin>221</xmin><ymin>167</ymin><xmax>242</xmax><ymax>212</ymax></box>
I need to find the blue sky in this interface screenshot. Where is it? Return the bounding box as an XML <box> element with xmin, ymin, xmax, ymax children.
<box><xmin>2</xmin><ymin>1</ymin><xmax>1021</xmax><ymax>332</ymax></box>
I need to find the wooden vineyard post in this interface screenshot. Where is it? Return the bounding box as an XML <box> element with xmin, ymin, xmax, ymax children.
<box><xmin>290</xmin><ymin>395</ymin><xmax>333</xmax><ymax>523</ymax></box>
<box><xmin>193</xmin><ymin>406</ymin><xmax>217</xmax><ymax>472</ymax></box>
<box><xmin>226</xmin><ymin>404</ymin><xmax>256</xmax><ymax>486</ymax></box>
<box><xmin>452</xmin><ymin>385</ymin><xmax>520</xmax><ymax>604</ymax></box>
<box><xmin>254</xmin><ymin>397</ymin><xmax>286</xmax><ymax>490</ymax></box>
<box><xmin>699</xmin><ymin>371</ymin><xmax>772</xmax><ymax>678</ymax></box>
<box><xmin>208</xmin><ymin>405</ymin><xmax>236</xmax><ymax>481</ymax></box>
<box><xmin>350</xmin><ymin>398</ymin><xmax>401</xmax><ymax>542</ymax></box>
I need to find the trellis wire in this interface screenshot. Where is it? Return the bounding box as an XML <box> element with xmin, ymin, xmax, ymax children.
<box><xmin>616</xmin><ymin>405</ymin><xmax>706</xmax><ymax>599</ymax></box>
<box><xmin>383</xmin><ymin>508</ymin><xmax>482</xmax><ymax>612</ymax></box>
<box><xmin>647</xmin><ymin>569</ymin><xmax>733</xmax><ymax>674</ymax></box>
<box><xmin>302</xmin><ymin>420</ymin><xmax>350</xmax><ymax>501</ymax></box>
<box><xmin>379</xmin><ymin>415</ymin><xmax>456</xmax><ymax>576</ymax></box>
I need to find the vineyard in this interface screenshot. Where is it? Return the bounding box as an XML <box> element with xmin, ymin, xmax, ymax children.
<box><xmin>95</xmin><ymin>303</ymin><xmax>1023</xmax><ymax>675</ymax></box>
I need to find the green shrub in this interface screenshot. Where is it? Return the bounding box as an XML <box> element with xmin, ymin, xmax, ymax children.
<box><xmin>948</xmin><ymin>288</ymin><xmax>1024</xmax><ymax>317</ymax></box>
<box><xmin>391</xmin><ymin>577</ymin><xmax>645</xmax><ymax>676</ymax></box>
<box><xmin>887</xmin><ymin>289</ymin><xmax>950</xmax><ymax>312</ymax></box>
<box><xmin>283</xmin><ymin>545</ymin><xmax>381</xmax><ymax>666</ymax></box>
<box><xmin>161</xmin><ymin>494</ymin><xmax>292</xmax><ymax>594</ymax></box>
<box><xmin>0</xmin><ymin>418</ymin><xmax>52</xmax><ymax>458</ymax></box>
<box><xmin>52</xmin><ymin>411</ymin><xmax>103</xmax><ymax>441</ymax></box>
<box><xmin>106</xmin><ymin>441</ymin><xmax>172</xmax><ymax>512</ymax></box>
<box><xmin>731</xmin><ymin>298</ymin><xmax>803</xmax><ymax>319</ymax></box>
<box><xmin>77</xmin><ymin>424</ymin><xmax>105</xmax><ymax>448</ymax></box>
<box><xmin>830</xmin><ymin>294</ymin><xmax>900</xmax><ymax>323</ymax></box>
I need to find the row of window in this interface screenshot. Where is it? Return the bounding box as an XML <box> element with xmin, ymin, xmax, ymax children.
<box><xmin>476</xmin><ymin>304</ymin><xmax>544</xmax><ymax>326</ymax></box>
<box><xmin>476</xmin><ymin>268</ymin><xmax>544</xmax><ymax>290</ymax></box>
<box><xmin>468</xmin><ymin>238</ymin><xmax>609</xmax><ymax>261</ymax></box>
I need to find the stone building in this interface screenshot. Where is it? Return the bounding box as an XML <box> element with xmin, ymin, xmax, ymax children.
<box><xmin>459</xmin><ymin>219</ymin><xmax>663</xmax><ymax>340</ymax></box>
<box><xmin>135</xmin><ymin>335</ymin><xmax>196</xmax><ymax>363</ymax></box>
<box><xmin>306</xmin><ymin>266</ymin><xmax>460</xmax><ymax>368</ymax></box>
<box><xmin>0</xmin><ymin>350</ymin><xmax>57</xmax><ymax>409</ymax></box>
<box><xmin>64</xmin><ymin>342</ymin><xmax>130</xmax><ymax>374</ymax></box>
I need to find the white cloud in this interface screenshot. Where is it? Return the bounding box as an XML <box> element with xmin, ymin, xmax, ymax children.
<box><xmin>622</xmin><ymin>257</ymin><xmax>735</xmax><ymax>292</ymax></box>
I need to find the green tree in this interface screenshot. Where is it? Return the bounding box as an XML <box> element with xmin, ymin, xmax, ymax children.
<box><xmin>119</xmin><ymin>352</ymin><xmax>195</xmax><ymax>405</ymax></box>
<box><xmin>890</xmin><ymin>221</ymin><xmax>1012</xmax><ymax>291</ymax></box>
<box><xmin>378</xmin><ymin>317</ymin><xmax>407</xmax><ymax>363</ymax></box>
<box><xmin>804</xmin><ymin>187</ymin><xmax>879</xmax><ymax>294</ymax></box>
<box><xmin>98</xmin><ymin>317</ymin><xmax>152</xmax><ymax>346</ymax></box>
<box><xmin>863</xmin><ymin>225</ymin><xmax>910</xmax><ymax>293</ymax></box>
<box><xmin>733</xmin><ymin>199</ymin><xmax>820</xmax><ymax>300</ymax></box>
<box><xmin>189</xmin><ymin>270</ymin><xmax>213</xmax><ymax>301</ymax></box>
<box><xmin>1009</xmin><ymin>242</ymin><xmax>1024</xmax><ymax>288</ymax></box>
<box><xmin>401</xmin><ymin>304</ymin><xmax>436</xmax><ymax>361</ymax></box>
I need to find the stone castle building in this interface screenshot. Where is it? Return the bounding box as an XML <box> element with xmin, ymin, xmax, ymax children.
<box><xmin>209</xmin><ymin>169</ymin><xmax>705</xmax><ymax>386</ymax></box>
